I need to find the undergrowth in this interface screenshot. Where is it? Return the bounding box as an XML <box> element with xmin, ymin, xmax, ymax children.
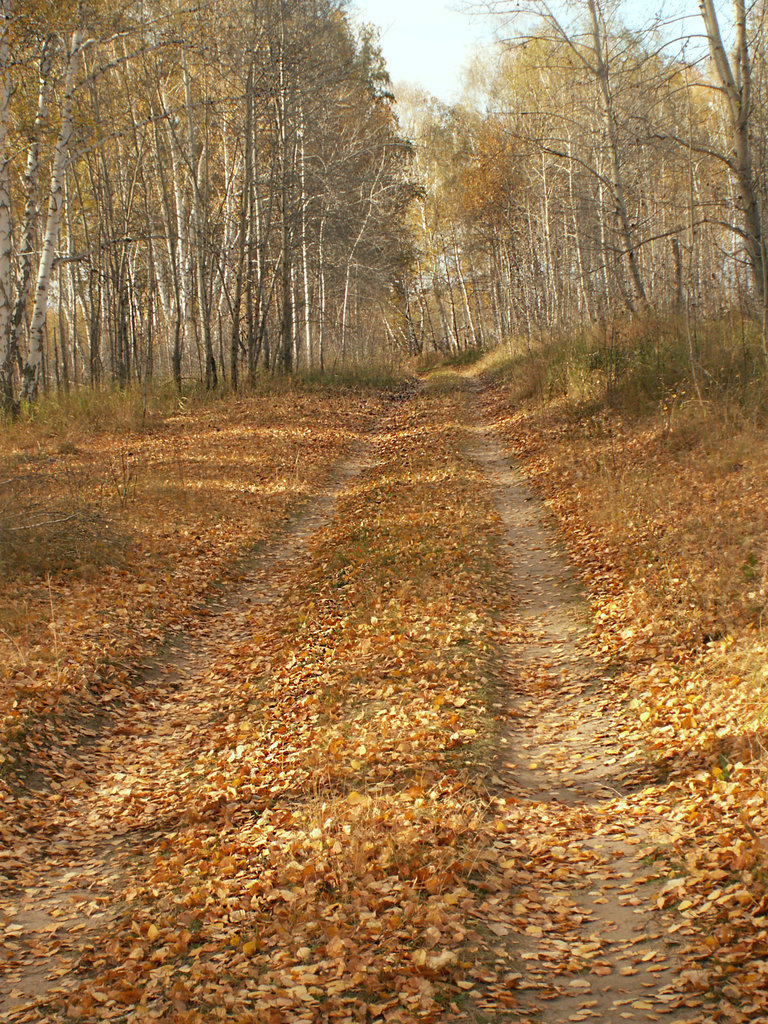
<box><xmin>3</xmin><ymin>368</ymin><xmax>406</xmax><ymax>440</ymax></box>
<box><xmin>477</xmin><ymin>312</ymin><xmax>768</xmax><ymax>423</ymax></box>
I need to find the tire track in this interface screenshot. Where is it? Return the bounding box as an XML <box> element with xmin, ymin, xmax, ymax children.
<box><xmin>461</xmin><ymin>377</ymin><xmax>696</xmax><ymax>1024</ymax></box>
<box><xmin>0</xmin><ymin>427</ymin><xmax>381</xmax><ymax>1022</ymax></box>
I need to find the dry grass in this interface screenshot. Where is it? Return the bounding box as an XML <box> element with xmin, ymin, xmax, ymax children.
<box><xmin>478</xmin><ymin>312</ymin><xmax>768</xmax><ymax>419</ymax></box>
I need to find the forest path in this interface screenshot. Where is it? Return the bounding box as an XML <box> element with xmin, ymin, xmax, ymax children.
<box><xmin>0</xmin><ymin>430</ymin><xmax>379</xmax><ymax>1021</ymax></box>
<box><xmin>0</xmin><ymin>379</ymin><xmax>708</xmax><ymax>1024</ymax></box>
<box><xmin>463</xmin><ymin>374</ymin><xmax>696</xmax><ymax>1024</ymax></box>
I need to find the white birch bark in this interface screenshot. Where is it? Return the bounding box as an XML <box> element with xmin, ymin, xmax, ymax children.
<box><xmin>298</xmin><ymin>115</ymin><xmax>312</xmax><ymax>369</ymax></box>
<box><xmin>0</xmin><ymin>1</ymin><xmax>12</xmax><ymax>379</ymax></box>
<box><xmin>22</xmin><ymin>30</ymin><xmax>84</xmax><ymax>402</ymax></box>
<box><xmin>182</xmin><ymin>47</ymin><xmax>215</xmax><ymax>387</ymax></box>
<box><xmin>453</xmin><ymin>229</ymin><xmax>477</xmax><ymax>348</ymax></box>
<box><xmin>318</xmin><ymin>215</ymin><xmax>326</xmax><ymax>373</ymax></box>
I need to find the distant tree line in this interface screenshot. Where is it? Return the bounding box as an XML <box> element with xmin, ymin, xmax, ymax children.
<box><xmin>391</xmin><ymin>0</ymin><xmax>768</xmax><ymax>357</ymax></box>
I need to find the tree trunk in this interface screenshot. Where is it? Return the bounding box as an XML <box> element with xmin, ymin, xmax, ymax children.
<box><xmin>699</xmin><ymin>0</ymin><xmax>765</xmax><ymax>307</ymax></box>
<box><xmin>22</xmin><ymin>30</ymin><xmax>84</xmax><ymax>403</ymax></box>
<box><xmin>0</xmin><ymin>3</ymin><xmax>13</xmax><ymax>408</ymax></box>
<box><xmin>182</xmin><ymin>49</ymin><xmax>216</xmax><ymax>388</ymax></box>
<box><xmin>586</xmin><ymin>0</ymin><xmax>648</xmax><ymax>311</ymax></box>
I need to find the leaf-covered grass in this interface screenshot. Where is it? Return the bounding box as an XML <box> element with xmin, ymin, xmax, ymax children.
<box><xmin>11</xmin><ymin>389</ymin><xmax>524</xmax><ymax>1023</ymax></box>
<box><xmin>0</xmin><ymin>386</ymin><xmax>382</xmax><ymax>772</ymax></box>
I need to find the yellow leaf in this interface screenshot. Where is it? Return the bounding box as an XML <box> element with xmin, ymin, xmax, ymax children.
<box><xmin>427</xmin><ymin>949</ymin><xmax>457</xmax><ymax>970</ymax></box>
<box><xmin>347</xmin><ymin>790</ymin><xmax>364</xmax><ymax>805</ymax></box>
<box><xmin>242</xmin><ymin>940</ymin><xmax>257</xmax><ymax>956</ymax></box>
<box><xmin>147</xmin><ymin>924</ymin><xmax>159</xmax><ymax>942</ymax></box>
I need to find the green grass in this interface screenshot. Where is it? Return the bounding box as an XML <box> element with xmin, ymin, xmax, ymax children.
<box><xmin>444</xmin><ymin>346</ymin><xmax>487</xmax><ymax>368</ymax></box>
<box><xmin>423</xmin><ymin>368</ymin><xmax>469</xmax><ymax>394</ymax></box>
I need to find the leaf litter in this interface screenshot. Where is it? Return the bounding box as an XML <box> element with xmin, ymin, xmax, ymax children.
<box><xmin>479</xmin><ymin>372</ymin><xmax>768</xmax><ymax>1023</ymax></box>
<box><xmin>1</xmin><ymin>375</ymin><xmax>764</xmax><ymax>1022</ymax></box>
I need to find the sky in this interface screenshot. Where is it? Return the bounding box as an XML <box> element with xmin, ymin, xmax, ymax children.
<box><xmin>350</xmin><ymin>0</ymin><xmax>497</xmax><ymax>103</ymax></box>
<box><xmin>350</xmin><ymin>1</ymin><xmax>703</xmax><ymax>104</ymax></box>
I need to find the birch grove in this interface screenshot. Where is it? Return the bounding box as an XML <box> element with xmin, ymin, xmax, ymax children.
<box><xmin>391</xmin><ymin>0</ymin><xmax>768</xmax><ymax>356</ymax></box>
<box><xmin>8</xmin><ymin>0</ymin><xmax>768</xmax><ymax>399</ymax></box>
<box><xmin>0</xmin><ymin>0</ymin><xmax>413</xmax><ymax>407</ymax></box>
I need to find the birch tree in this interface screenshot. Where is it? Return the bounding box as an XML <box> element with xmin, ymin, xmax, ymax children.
<box><xmin>0</xmin><ymin>0</ymin><xmax>12</xmax><ymax>400</ymax></box>
<box><xmin>22</xmin><ymin>29</ymin><xmax>85</xmax><ymax>402</ymax></box>
<box><xmin>5</xmin><ymin>37</ymin><xmax>56</xmax><ymax>402</ymax></box>
<box><xmin>699</xmin><ymin>0</ymin><xmax>766</xmax><ymax>306</ymax></box>
<box><xmin>0</xmin><ymin>0</ymin><xmax>414</xmax><ymax>404</ymax></box>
